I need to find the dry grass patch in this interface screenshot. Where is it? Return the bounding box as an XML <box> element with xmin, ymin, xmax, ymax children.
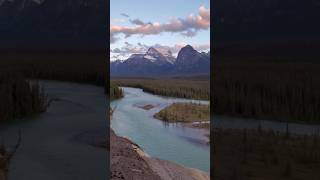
<box><xmin>154</xmin><ymin>103</ymin><xmax>210</xmax><ymax>123</ymax></box>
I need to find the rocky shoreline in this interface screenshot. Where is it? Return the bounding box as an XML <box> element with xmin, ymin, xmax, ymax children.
<box><xmin>110</xmin><ymin>129</ymin><xmax>210</xmax><ymax>180</ymax></box>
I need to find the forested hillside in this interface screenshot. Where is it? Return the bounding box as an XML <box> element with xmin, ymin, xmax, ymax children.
<box><xmin>0</xmin><ymin>52</ymin><xmax>106</xmax><ymax>86</ymax></box>
<box><xmin>213</xmin><ymin>62</ymin><xmax>320</xmax><ymax>123</ymax></box>
<box><xmin>112</xmin><ymin>77</ymin><xmax>209</xmax><ymax>100</ymax></box>
<box><xmin>213</xmin><ymin>0</ymin><xmax>320</xmax><ymax>123</ymax></box>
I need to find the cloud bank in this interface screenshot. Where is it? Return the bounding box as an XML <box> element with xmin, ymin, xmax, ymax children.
<box><xmin>110</xmin><ymin>6</ymin><xmax>210</xmax><ymax>43</ymax></box>
<box><xmin>120</xmin><ymin>13</ymin><xmax>129</xmax><ymax>18</ymax></box>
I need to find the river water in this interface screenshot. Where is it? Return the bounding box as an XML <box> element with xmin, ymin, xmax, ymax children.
<box><xmin>214</xmin><ymin>115</ymin><xmax>320</xmax><ymax>135</ymax></box>
<box><xmin>110</xmin><ymin>87</ymin><xmax>210</xmax><ymax>172</ymax></box>
<box><xmin>2</xmin><ymin>81</ymin><xmax>317</xmax><ymax>178</ymax></box>
<box><xmin>0</xmin><ymin>81</ymin><xmax>107</xmax><ymax>180</ymax></box>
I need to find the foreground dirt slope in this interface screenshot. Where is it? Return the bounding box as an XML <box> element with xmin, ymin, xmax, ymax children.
<box><xmin>110</xmin><ymin>130</ymin><xmax>209</xmax><ymax>180</ymax></box>
<box><xmin>110</xmin><ymin>130</ymin><xmax>161</xmax><ymax>180</ymax></box>
<box><xmin>0</xmin><ymin>149</ymin><xmax>8</xmax><ymax>180</ymax></box>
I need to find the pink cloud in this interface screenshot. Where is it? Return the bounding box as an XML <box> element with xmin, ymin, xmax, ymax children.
<box><xmin>110</xmin><ymin>6</ymin><xmax>210</xmax><ymax>43</ymax></box>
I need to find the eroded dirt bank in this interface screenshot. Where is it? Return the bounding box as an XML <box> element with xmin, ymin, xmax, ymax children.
<box><xmin>110</xmin><ymin>130</ymin><xmax>210</xmax><ymax>180</ymax></box>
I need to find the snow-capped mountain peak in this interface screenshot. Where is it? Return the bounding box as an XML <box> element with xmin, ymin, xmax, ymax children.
<box><xmin>144</xmin><ymin>47</ymin><xmax>162</xmax><ymax>57</ymax></box>
<box><xmin>129</xmin><ymin>54</ymin><xmax>144</xmax><ymax>59</ymax></box>
<box><xmin>144</xmin><ymin>54</ymin><xmax>157</xmax><ymax>62</ymax></box>
<box><xmin>143</xmin><ymin>47</ymin><xmax>175</xmax><ymax>64</ymax></box>
<box><xmin>155</xmin><ymin>48</ymin><xmax>173</xmax><ymax>57</ymax></box>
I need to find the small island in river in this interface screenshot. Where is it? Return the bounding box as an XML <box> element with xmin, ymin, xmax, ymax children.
<box><xmin>154</xmin><ymin>102</ymin><xmax>210</xmax><ymax>143</ymax></box>
<box><xmin>154</xmin><ymin>103</ymin><xmax>210</xmax><ymax>123</ymax></box>
<box><xmin>134</xmin><ymin>104</ymin><xmax>158</xmax><ymax>110</ymax></box>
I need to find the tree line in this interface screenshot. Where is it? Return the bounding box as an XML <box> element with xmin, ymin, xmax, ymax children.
<box><xmin>213</xmin><ymin>62</ymin><xmax>320</xmax><ymax>123</ymax></box>
<box><xmin>1</xmin><ymin>53</ymin><xmax>107</xmax><ymax>86</ymax></box>
<box><xmin>111</xmin><ymin>77</ymin><xmax>210</xmax><ymax>100</ymax></box>
<box><xmin>0</xmin><ymin>72</ymin><xmax>47</xmax><ymax>123</ymax></box>
<box><xmin>110</xmin><ymin>83</ymin><xmax>123</xmax><ymax>100</ymax></box>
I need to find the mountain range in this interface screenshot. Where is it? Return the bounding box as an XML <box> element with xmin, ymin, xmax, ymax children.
<box><xmin>110</xmin><ymin>45</ymin><xmax>210</xmax><ymax>77</ymax></box>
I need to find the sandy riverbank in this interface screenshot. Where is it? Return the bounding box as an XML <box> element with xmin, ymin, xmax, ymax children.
<box><xmin>110</xmin><ymin>130</ymin><xmax>209</xmax><ymax>180</ymax></box>
<box><xmin>133</xmin><ymin>103</ymin><xmax>159</xmax><ymax>110</ymax></box>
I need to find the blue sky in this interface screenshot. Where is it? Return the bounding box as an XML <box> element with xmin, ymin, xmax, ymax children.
<box><xmin>110</xmin><ymin>0</ymin><xmax>210</xmax><ymax>61</ymax></box>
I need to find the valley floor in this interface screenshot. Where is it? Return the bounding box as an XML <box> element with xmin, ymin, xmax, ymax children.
<box><xmin>111</xmin><ymin>77</ymin><xmax>210</xmax><ymax>100</ymax></box>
